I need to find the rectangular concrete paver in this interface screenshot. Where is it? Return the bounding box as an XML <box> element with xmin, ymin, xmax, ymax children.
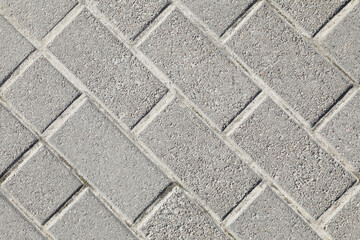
<box><xmin>0</xmin><ymin>0</ymin><xmax>77</xmax><ymax>39</ymax></box>
<box><xmin>229</xmin><ymin>187</ymin><xmax>321</xmax><ymax>239</ymax></box>
<box><xmin>49</xmin><ymin>9</ymin><xmax>168</xmax><ymax>128</ymax></box>
<box><xmin>1</xmin><ymin>0</ymin><xmax>360</xmax><ymax>238</ymax></box>
<box><xmin>140</xmin><ymin>97</ymin><xmax>260</xmax><ymax>218</ymax></box>
<box><xmin>272</xmin><ymin>0</ymin><xmax>348</xmax><ymax>35</ymax></box>
<box><xmin>0</xmin><ymin>193</ymin><xmax>46</xmax><ymax>240</ymax></box>
<box><xmin>94</xmin><ymin>0</ymin><xmax>169</xmax><ymax>40</ymax></box>
<box><xmin>3</xmin><ymin>57</ymin><xmax>80</xmax><ymax>132</ymax></box>
<box><xmin>321</xmin><ymin>92</ymin><xmax>360</xmax><ymax>172</ymax></box>
<box><xmin>3</xmin><ymin>146</ymin><xmax>82</xmax><ymax>224</ymax></box>
<box><xmin>230</xmin><ymin>98</ymin><xmax>356</xmax><ymax>218</ymax></box>
<box><xmin>326</xmin><ymin>191</ymin><xmax>360</xmax><ymax>239</ymax></box>
<box><xmin>139</xmin><ymin>9</ymin><xmax>260</xmax><ymax>129</ymax></box>
<box><xmin>227</xmin><ymin>3</ymin><xmax>352</xmax><ymax>125</ymax></box>
<box><xmin>322</xmin><ymin>2</ymin><xmax>360</xmax><ymax>82</ymax></box>
<box><xmin>0</xmin><ymin>15</ymin><xmax>34</xmax><ymax>85</ymax></box>
<box><xmin>141</xmin><ymin>186</ymin><xmax>229</xmax><ymax>240</ymax></box>
<box><xmin>49</xmin><ymin>98</ymin><xmax>170</xmax><ymax>221</ymax></box>
<box><xmin>49</xmin><ymin>189</ymin><xmax>138</xmax><ymax>240</ymax></box>
<box><xmin>181</xmin><ymin>0</ymin><xmax>255</xmax><ymax>36</ymax></box>
<box><xmin>0</xmin><ymin>103</ymin><xmax>37</xmax><ymax>177</ymax></box>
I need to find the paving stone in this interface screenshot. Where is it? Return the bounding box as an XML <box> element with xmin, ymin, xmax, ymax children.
<box><xmin>273</xmin><ymin>0</ymin><xmax>348</xmax><ymax>35</ymax></box>
<box><xmin>326</xmin><ymin>191</ymin><xmax>360</xmax><ymax>239</ymax></box>
<box><xmin>139</xmin><ymin>10</ymin><xmax>260</xmax><ymax>129</ymax></box>
<box><xmin>3</xmin><ymin>146</ymin><xmax>82</xmax><ymax>224</ymax></box>
<box><xmin>0</xmin><ymin>0</ymin><xmax>77</xmax><ymax>39</ymax></box>
<box><xmin>231</xmin><ymin>98</ymin><xmax>356</xmax><ymax>218</ymax></box>
<box><xmin>230</xmin><ymin>187</ymin><xmax>320</xmax><ymax>239</ymax></box>
<box><xmin>323</xmin><ymin>2</ymin><xmax>360</xmax><ymax>82</ymax></box>
<box><xmin>181</xmin><ymin>0</ymin><xmax>255</xmax><ymax>36</ymax></box>
<box><xmin>0</xmin><ymin>193</ymin><xmax>46</xmax><ymax>240</ymax></box>
<box><xmin>141</xmin><ymin>187</ymin><xmax>229</xmax><ymax>240</ymax></box>
<box><xmin>0</xmin><ymin>15</ymin><xmax>34</xmax><ymax>85</ymax></box>
<box><xmin>321</xmin><ymin>92</ymin><xmax>360</xmax><ymax>171</ymax></box>
<box><xmin>3</xmin><ymin>57</ymin><xmax>79</xmax><ymax>132</ymax></box>
<box><xmin>140</xmin><ymin>98</ymin><xmax>260</xmax><ymax>218</ymax></box>
<box><xmin>49</xmin><ymin>99</ymin><xmax>170</xmax><ymax>221</ymax></box>
<box><xmin>49</xmin><ymin>9</ymin><xmax>168</xmax><ymax>128</ymax></box>
<box><xmin>94</xmin><ymin>0</ymin><xmax>169</xmax><ymax>40</ymax></box>
<box><xmin>50</xmin><ymin>189</ymin><xmax>138</xmax><ymax>240</ymax></box>
<box><xmin>227</xmin><ymin>3</ymin><xmax>351</xmax><ymax>125</ymax></box>
<box><xmin>0</xmin><ymin>104</ymin><xmax>37</xmax><ymax>177</ymax></box>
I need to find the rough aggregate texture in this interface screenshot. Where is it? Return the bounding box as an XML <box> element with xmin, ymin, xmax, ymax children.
<box><xmin>0</xmin><ymin>0</ymin><xmax>359</xmax><ymax>239</ymax></box>
<box><xmin>229</xmin><ymin>187</ymin><xmax>321</xmax><ymax>239</ymax></box>
<box><xmin>3</xmin><ymin>57</ymin><xmax>79</xmax><ymax>132</ymax></box>
<box><xmin>3</xmin><ymin>146</ymin><xmax>82</xmax><ymax>224</ymax></box>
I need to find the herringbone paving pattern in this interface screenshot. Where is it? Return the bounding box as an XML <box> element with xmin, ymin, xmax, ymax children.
<box><xmin>0</xmin><ymin>0</ymin><xmax>359</xmax><ymax>239</ymax></box>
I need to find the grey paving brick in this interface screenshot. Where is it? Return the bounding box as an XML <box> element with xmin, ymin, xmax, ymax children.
<box><xmin>0</xmin><ymin>104</ymin><xmax>37</xmax><ymax>177</ymax></box>
<box><xmin>139</xmin><ymin>98</ymin><xmax>260</xmax><ymax>218</ymax></box>
<box><xmin>229</xmin><ymin>187</ymin><xmax>320</xmax><ymax>240</ymax></box>
<box><xmin>0</xmin><ymin>193</ymin><xmax>46</xmax><ymax>240</ymax></box>
<box><xmin>231</xmin><ymin>98</ymin><xmax>356</xmax><ymax>218</ymax></box>
<box><xmin>323</xmin><ymin>2</ymin><xmax>360</xmax><ymax>82</ymax></box>
<box><xmin>0</xmin><ymin>0</ymin><xmax>77</xmax><ymax>39</ymax></box>
<box><xmin>326</xmin><ymin>191</ymin><xmax>360</xmax><ymax>239</ymax></box>
<box><xmin>139</xmin><ymin>10</ymin><xmax>260</xmax><ymax>129</ymax></box>
<box><xmin>49</xmin><ymin>9</ymin><xmax>168</xmax><ymax>128</ymax></box>
<box><xmin>0</xmin><ymin>15</ymin><xmax>34</xmax><ymax>85</ymax></box>
<box><xmin>50</xmin><ymin>189</ymin><xmax>138</xmax><ymax>240</ymax></box>
<box><xmin>321</xmin><ymin>92</ymin><xmax>360</xmax><ymax>171</ymax></box>
<box><xmin>3</xmin><ymin>57</ymin><xmax>79</xmax><ymax>132</ymax></box>
<box><xmin>141</xmin><ymin>186</ymin><xmax>229</xmax><ymax>240</ymax></box>
<box><xmin>227</xmin><ymin>3</ymin><xmax>351</xmax><ymax>125</ymax></box>
<box><xmin>49</xmin><ymin>99</ymin><xmax>170</xmax><ymax>221</ymax></box>
<box><xmin>94</xmin><ymin>0</ymin><xmax>169</xmax><ymax>40</ymax></box>
<box><xmin>273</xmin><ymin>0</ymin><xmax>348</xmax><ymax>35</ymax></box>
<box><xmin>181</xmin><ymin>0</ymin><xmax>255</xmax><ymax>36</ymax></box>
<box><xmin>3</xmin><ymin>146</ymin><xmax>82</xmax><ymax>224</ymax></box>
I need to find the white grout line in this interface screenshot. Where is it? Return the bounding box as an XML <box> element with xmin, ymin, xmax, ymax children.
<box><xmin>133</xmin><ymin>183</ymin><xmax>176</xmax><ymax>230</ymax></box>
<box><xmin>89</xmin><ymin>188</ymin><xmax>146</xmax><ymax>240</ymax></box>
<box><xmin>133</xmin><ymin>3</ymin><xmax>176</xmax><ymax>47</ymax></box>
<box><xmin>0</xmin><ymin>142</ymin><xmax>42</xmax><ymax>185</ymax></box>
<box><xmin>43</xmin><ymin>186</ymin><xmax>88</xmax><ymax>231</ymax></box>
<box><xmin>42</xmin><ymin>94</ymin><xmax>87</xmax><ymax>140</ymax></box>
<box><xmin>317</xmin><ymin>181</ymin><xmax>360</xmax><ymax>228</ymax></box>
<box><xmin>1</xmin><ymin>0</ymin><xmax>357</xmax><ymax>238</ymax></box>
<box><xmin>265</xmin><ymin>0</ymin><xmax>359</xmax><ymax>87</ymax></box>
<box><xmin>313</xmin><ymin>87</ymin><xmax>359</xmax><ymax>132</ymax></box>
<box><xmin>222</xmin><ymin>181</ymin><xmax>267</xmax><ymax>227</ymax></box>
<box><xmin>223</xmin><ymin>91</ymin><xmax>267</xmax><ymax>136</ymax></box>
<box><xmin>313</xmin><ymin>0</ymin><xmax>359</xmax><ymax>41</ymax></box>
<box><xmin>0</xmin><ymin>51</ymin><xmax>41</xmax><ymax>95</ymax></box>
<box><xmin>132</xmin><ymin>90</ymin><xmax>175</xmax><ymax>136</ymax></box>
<box><xmin>269</xmin><ymin>184</ymin><xmax>334</xmax><ymax>240</ymax></box>
<box><xmin>220</xmin><ymin>0</ymin><xmax>265</xmax><ymax>44</ymax></box>
<box><xmin>0</xmin><ymin>187</ymin><xmax>55</xmax><ymax>239</ymax></box>
<box><xmin>265</xmin><ymin>0</ymin><xmax>312</xmax><ymax>39</ymax></box>
<box><xmin>41</xmin><ymin>3</ymin><xmax>85</xmax><ymax>47</ymax></box>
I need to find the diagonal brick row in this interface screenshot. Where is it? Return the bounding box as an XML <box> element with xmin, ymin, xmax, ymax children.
<box><xmin>0</xmin><ymin>0</ymin><xmax>359</xmax><ymax>239</ymax></box>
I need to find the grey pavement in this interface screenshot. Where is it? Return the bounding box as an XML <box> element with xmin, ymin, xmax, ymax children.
<box><xmin>0</xmin><ymin>0</ymin><xmax>359</xmax><ymax>239</ymax></box>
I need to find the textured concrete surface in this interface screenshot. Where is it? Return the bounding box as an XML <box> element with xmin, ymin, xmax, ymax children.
<box><xmin>0</xmin><ymin>0</ymin><xmax>359</xmax><ymax>239</ymax></box>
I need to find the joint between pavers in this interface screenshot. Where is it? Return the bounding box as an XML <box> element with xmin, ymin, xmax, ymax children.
<box><xmin>318</xmin><ymin>181</ymin><xmax>360</xmax><ymax>228</ymax></box>
<box><xmin>313</xmin><ymin>86</ymin><xmax>359</xmax><ymax>132</ymax></box>
<box><xmin>222</xmin><ymin>181</ymin><xmax>267</xmax><ymax>227</ymax></box>
<box><xmin>0</xmin><ymin>188</ymin><xmax>55</xmax><ymax>239</ymax></box>
<box><xmin>41</xmin><ymin>3</ymin><xmax>85</xmax><ymax>47</ymax></box>
<box><xmin>220</xmin><ymin>0</ymin><xmax>265</xmax><ymax>44</ymax></box>
<box><xmin>312</xmin><ymin>0</ymin><xmax>355</xmax><ymax>39</ymax></box>
<box><xmin>132</xmin><ymin>2</ymin><xmax>176</xmax><ymax>47</ymax></box>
